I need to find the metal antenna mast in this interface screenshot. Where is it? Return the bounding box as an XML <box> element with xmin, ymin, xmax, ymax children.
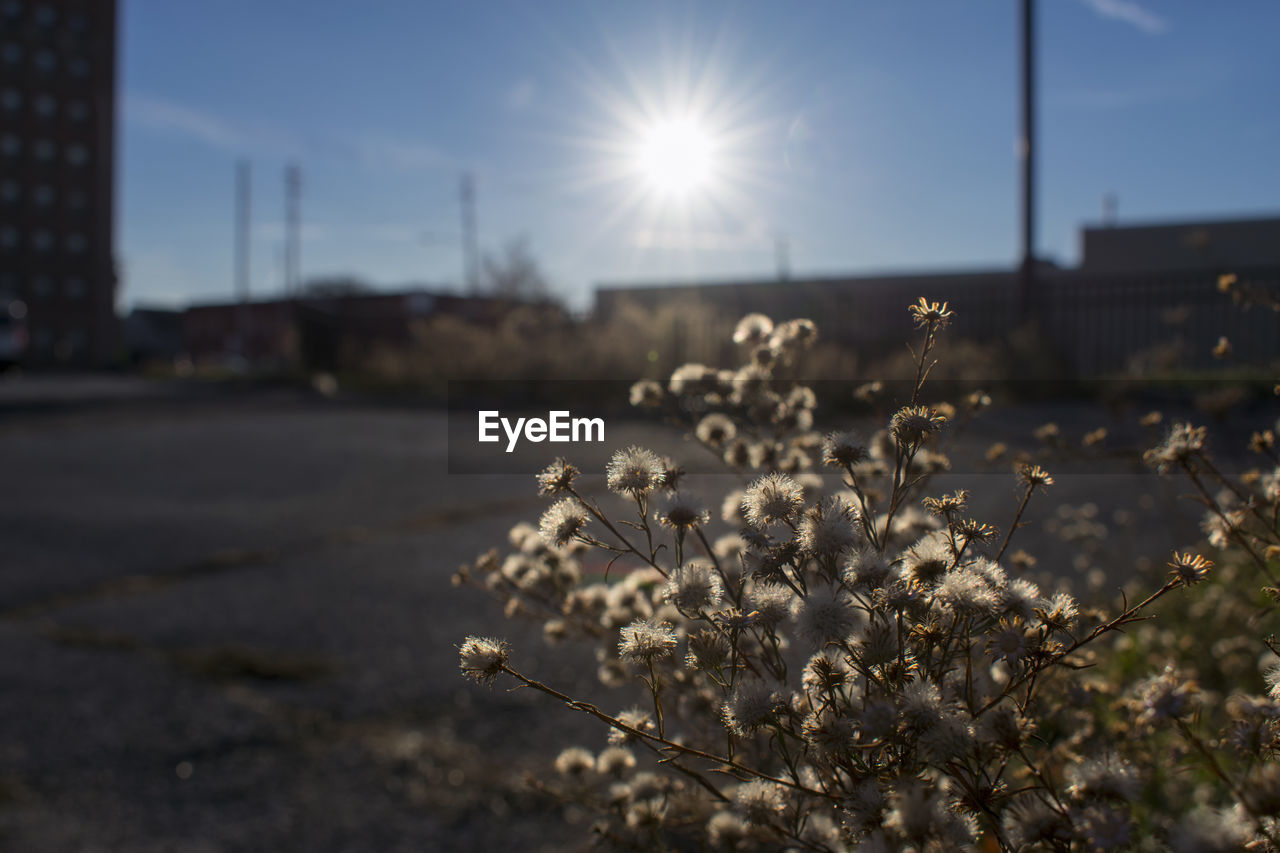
<box><xmin>236</xmin><ymin>160</ymin><xmax>250</xmax><ymax>303</ymax></box>
<box><xmin>285</xmin><ymin>164</ymin><xmax>301</xmax><ymax>296</ymax></box>
<box><xmin>460</xmin><ymin>172</ymin><xmax>479</xmax><ymax>293</ymax></box>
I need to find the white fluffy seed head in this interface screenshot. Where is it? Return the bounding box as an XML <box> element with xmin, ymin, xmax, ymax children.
<box><xmin>662</xmin><ymin>560</ymin><xmax>724</xmax><ymax>613</ymax></box>
<box><xmin>742</xmin><ymin>472</ymin><xmax>805</xmax><ymax>528</ymax></box>
<box><xmin>723</xmin><ymin>680</ymin><xmax>782</xmax><ymax>735</ymax></box>
<box><xmin>458</xmin><ymin>636</ymin><xmax>510</xmax><ymax>685</ymax></box>
<box><xmin>795</xmin><ymin>586</ymin><xmax>862</xmax><ymax>646</ymax></box>
<box><xmin>538</xmin><ymin>497</ymin><xmax>590</xmax><ymax>547</ymax></box>
<box><xmin>618</xmin><ymin>619</ymin><xmax>677</xmax><ymax>663</ymax></box>
<box><xmin>797</xmin><ymin>496</ymin><xmax>861</xmax><ymax>558</ymax></box>
<box><xmin>606</xmin><ymin>446</ymin><xmax>664</xmax><ymax>496</ymax></box>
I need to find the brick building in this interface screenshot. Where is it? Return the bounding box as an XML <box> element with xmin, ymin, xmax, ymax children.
<box><xmin>0</xmin><ymin>0</ymin><xmax>117</xmax><ymax>365</ymax></box>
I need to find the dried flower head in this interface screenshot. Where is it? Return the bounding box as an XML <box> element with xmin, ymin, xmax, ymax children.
<box><xmin>908</xmin><ymin>297</ymin><xmax>954</xmax><ymax>328</ymax></box>
<box><xmin>797</xmin><ymin>496</ymin><xmax>861</xmax><ymax>557</ymax></box>
<box><xmin>735</xmin><ymin>779</ymin><xmax>786</xmax><ymax>824</ymax></box>
<box><xmin>796</xmin><ymin>586</ymin><xmax>861</xmax><ymax>646</ymax></box>
<box><xmin>1066</xmin><ymin>754</ymin><xmax>1140</xmax><ymax>801</ymax></box>
<box><xmin>685</xmin><ymin>628</ymin><xmax>731</xmax><ymax>670</ymax></box>
<box><xmin>747</xmin><ymin>583</ymin><xmax>795</xmax><ymax>629</ymax></box>
<box><xmin>629</xmin><ymin>379</ymin><xmax>663</xmax><ymax>408</ymax></box>
<box><xmin>654</xmin><ymin>492</ymin><xmax>710</xmax><ymax>530</ymax></box>
<box><xmin>662</xmin><ymin>561</ymin><xmax>724</xmax><ymax>613</ymax></box>
<box><xmin>723</xmin><ymin>680</ymin><xmax>783</xmax><ymax>735</ymax></box>
<box><xmin>606</xmin><ymin>445</ymin><xmax>664</xmax><ymax>496</ymax></box>
<box><xmin>618</xmin><ymin>619</ymin><xmax>677</xmax><ymax>663</ymax></box>
<box><xmin>890</xmin><ymin>405</ymin><xmax>947</xmax><ymax>445</ymax></box>
<box><xmin>1135</xmin><ymin>667</ymin><xmax>1198</xmax><ymax>724</ymax></box>
<box><xmin>538</xmin><ymin>497</ymin><xmax>590</xmax><ymax>547</ymax></box>
<box><xmin>536</xmin><ymin>457</ymin><xmax>579</xmax><ymax>496</ymax></box>
<box><xmin>554</xmin><ymin>746</ymin><xmax>596</xmax><ymax>777</ymax></box>
<box><xmin>1017</xmin><ymin>463</ymin><xmax>1055</xmax><ymax>488</ymax></box>
<box><xmin>770</xmin><ymin>318</ymin><xmax>818</xmax><ymax>350</ymax></box>
<box><xmin>742</xmin><ymin>472</ymin><xmax>805</xmax><ymax>528</ymax></box>
<box><xmin>595</xmin><ymin>746</ymin><xmax>636</xmax><ymax>777</ymax></box>
<box><xmin>608</xmin><ymin>708</ymin><xmax>655</xmax><ymax>744</ymax></box>
<box><xmin>732</xmin><ymin>313</ymin><xmax>774</xmax><ymax>346</ymax></box>
<box><xmin>668</xmin><ymin>363</ymin><xmax>717</xmax><ymax>396</ymax></box>
<box><xmin>458</xmin><ymin>636</ymin><xmax>510</xmax><ymax>685</ymax></box>
<box><xmin>1167</xmin><ymin>551</ymin><xmax>1213</xmax><ymax>586</ymax></box>
<box><xmin>822</xmin><ymin>429</ymin><xmax>868</xmax><ymax>467</ymax></box>
<box><xmin>1144</xmin><ymin>422</ymin><xmax>1207</xmax><ymax>473</ymax></box>
<box><xmin>695</xmin><ymin>413</ymin><xmax>737</xmax><ymax>447</ymax></box>
<box><xmin>923</xmin><ymin>490</ymin><xmax>968</xmax><ymax>515</ymax></box>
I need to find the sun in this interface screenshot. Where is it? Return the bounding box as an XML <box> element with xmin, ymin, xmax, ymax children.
<box><xmin>634</xmin><ymin>118</ymin><xmax>716</xmax><ymax>196</ymax></box>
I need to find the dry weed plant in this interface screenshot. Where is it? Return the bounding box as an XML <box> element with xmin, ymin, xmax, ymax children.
<box><xmin>455</xmin><ymin>289</ymin><xmax>1280</xmax><ymax>851</ymax></box>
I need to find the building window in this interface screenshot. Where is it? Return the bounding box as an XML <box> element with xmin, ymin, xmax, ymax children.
<box><xmin>0</xmin><ymin>226</ymin><xmax>17</xmax><ymax>251</ymax></box>
<box><xmin>65</xmin><ymin>232</ymin><xmax>86</xmax><ymax>254</ymax></box>
<box><xmin>32</xmin><ymin>184</ymin><xmax>53</xmax><ymax>207</ymax></box>
<box><xmin>31</xmin><ymin>276</ymin><xmax>51</xmax><ymax>298</ymax></box>
<box><xmin>59</xmin><ymin>330</ymin><xmax>86</xmax><ymax>360</ymax></box>
<box><xmin>0</xmin><ymin>180</ymin><xmax>17</xmax><ymax>204</ymax></box>
<box><xmin>31</xmin><ymin>230</ymin><xmax>52</xmax><ymax>252</ymax></box>
<box><xmin>66</xmin><ymin>144</ymin><xmax>88</xmax><ymax>166</ymax></box>
<box><xmin>1</xmin><ymin>42</ymin><xmax>19</xmax><ymax>65</ymax></box>
<box><xmin>33</xmin><ymin>49</ymin><xmax>56</xmax><ymax>74</ymax></box>
<box><xmin>0</xmin><ymin>134</ymin><xmax>19</xmax><ymax>158</ymax></box>
<box><xmin>66</xmin><ymin>100</ymin><xmax>89</xmax><ymax>122</ymax></box>
<box><xmin>67</xmin><ymin>55</ymin><xmax>89</xmax><ymax>78</ymax></box>
<box><xmin>33</xmin><ymin>4</ymin><xmax>54</xmax><ymax>28</ymax></box>
<box><xmin>32</xmin><ymin>139</ymin><xmax>55</xmax><ymax>162</ymax></box>
<box><xmin>0</xmin><ymin>88</ymin><xmax>19</xmax><ymax>112</ymax></box>
<box><xmin>68</xmin><ymin>12</ymin><xmax>89</xmax><ymax>33</ymax></box>
<box><xmin>33</xmin><ymin>93</ymin><xmax>55</xmax><ymax>119</ymax></box>
<box><xmin>66</xmin><ymin>189</ymin><xmax>87</xmax><ymax>211</ymax></box>
<box><xmin>66</xmin><ymin>277</ymin><xmax>85</xmax><ymax>300</ymax></box>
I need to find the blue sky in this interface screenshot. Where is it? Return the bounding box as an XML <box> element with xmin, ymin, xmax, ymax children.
<box><xmin>120</xmin><ymin>0</ymin><xmax>1280</xmax><ymax>310</ymax></box>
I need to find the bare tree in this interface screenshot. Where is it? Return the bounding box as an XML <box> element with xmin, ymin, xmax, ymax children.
<box><xmin>482</xmin><ymin>237</ymin><xmax>549</xmax><ymax>300</ymax></box>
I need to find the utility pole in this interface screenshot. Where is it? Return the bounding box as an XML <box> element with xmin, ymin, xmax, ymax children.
<box><xmin>1017</xmin><ymin>0</ymin><xmax>1036</xmax><ymax>323</ymax></box>
<box><xmin>285</xmin><ymin>164</ymin><xmax>301</xmax><ymax>296</ymax></box>
<box><xmin>460</xmin><ymin>172</ymin><xmax>479</xmax><ymax>293</ymax></box>
<box><xmin>235</xmin><ymin>160</ymin><xmax>251</xmax><ymax>356</ymax></box>
<box><xmin>775</xmin><ymin>234</ymin><xmax>790</xmax><ymax>282</ymax></box>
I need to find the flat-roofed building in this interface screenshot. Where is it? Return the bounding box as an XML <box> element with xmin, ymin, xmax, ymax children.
<box><xmin>0</xmin><ymin>0</ymin><xmax>118</xmax><ymax>365</ymax></box>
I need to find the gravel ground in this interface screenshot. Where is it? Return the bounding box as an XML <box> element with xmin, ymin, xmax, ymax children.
<box><xmin>0</xmin><ymin>376</ymin><xmax>1269</xmax><ymax>850</ymax></box>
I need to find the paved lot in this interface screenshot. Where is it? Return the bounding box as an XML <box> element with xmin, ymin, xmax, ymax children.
<box><xmin>0</xmin><ymin>376</ymin><xmax>1255</xmax><ymax>851</ymax></box>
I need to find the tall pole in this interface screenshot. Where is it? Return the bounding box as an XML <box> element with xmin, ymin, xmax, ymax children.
<box><xmin>235</xmin><ymin>160</ymin><xmax>251</xmax><ymax>356</ymax></box>
<box><xmin>285</xmin><ymin>164</ymin><xmax>301</xmax><ymax>296</ymax></box>
<box><xmin>1018</xmin><ymin>0</ymin><xmax>1036</xmax><ymax>322</ymax></box>
<box><xmin>236</xmin><ymin>160</ymin><xmax>250</xmax><ymax>303</ymax></box>
<box><xmin>460</xmin><ymin>172</ymin><xmax>479</xmax><ymax>293</ymax></box>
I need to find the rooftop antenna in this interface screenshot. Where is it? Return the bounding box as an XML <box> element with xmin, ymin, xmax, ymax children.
<box><xmin>460</xmin><ymin>172</ymin><xmax>479</xmax><ymax>293</ymax></box>
<box><xmin>285</xmin><ymin>164</ymin><xmax>301</xmax><ymax>296</ymax></box>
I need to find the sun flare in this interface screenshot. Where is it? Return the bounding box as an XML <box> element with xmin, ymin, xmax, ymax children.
<box><xmin>635</xmin><ymin>118</ymin><xmax>716</xmax><ymax>196</ymax></box>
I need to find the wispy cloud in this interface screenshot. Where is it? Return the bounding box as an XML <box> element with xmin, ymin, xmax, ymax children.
<box><xmin>123</xmin><ymin>93</ymin><xmax>250</xmax><ymax>152</ymax></box>
<box><xmin>125</xmin><ymin>93</ymin><xmax>459</xmax><ymax>175</ymax></box>
<box><xmin>1080</xmin><ymin>0</ymin><xmax>1169</xmax><ymax>35</ymax></box>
